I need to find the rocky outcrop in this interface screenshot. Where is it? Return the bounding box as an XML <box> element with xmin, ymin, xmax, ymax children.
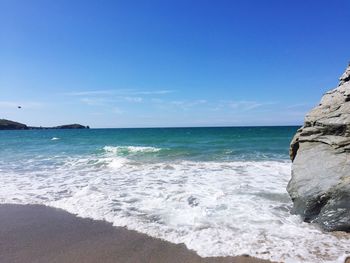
<box><xmin>0</xmin><ymin>119</ymin><xmax>28</xmax><ymax>130</ymax></box>
<box><xmin>287</xmin><ymin>64</ymin><xmax>350</xmax><ymax>232</ymax></box>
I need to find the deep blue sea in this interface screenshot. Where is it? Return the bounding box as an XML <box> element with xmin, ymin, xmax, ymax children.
<box><xmin>0</xmin><ymin>127</ymin><xmax>348</xmax><ymax>262</ymax></box>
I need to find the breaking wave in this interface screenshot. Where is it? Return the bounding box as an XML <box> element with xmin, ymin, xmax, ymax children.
<box><xmin>0</xmin><ymin>148</ymin><xmax>348</xmax><ymax>263</ymax></box>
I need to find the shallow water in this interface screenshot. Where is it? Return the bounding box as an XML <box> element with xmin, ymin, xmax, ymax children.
<box><xmin>0</xmin><ymin>127</ymin><xmax>349</xmax><ymax>262</ymax></box>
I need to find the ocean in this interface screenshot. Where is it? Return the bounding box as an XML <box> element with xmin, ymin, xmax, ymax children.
<box><xmin>0</xmin><ymin>127</ymin><xmax>348</xmax><ymax>262</ymax></box>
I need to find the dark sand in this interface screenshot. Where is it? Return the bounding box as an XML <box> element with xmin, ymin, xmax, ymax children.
<box><xmin>0</xmin><ymin>204</ymin><xmax>272</xmax><ymax>263</ymax></box>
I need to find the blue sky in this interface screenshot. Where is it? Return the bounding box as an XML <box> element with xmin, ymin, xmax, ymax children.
<box><xmin>0</xmin><ymin>0</ymin><xmax>349</xmax><ymax>128</ymax></box>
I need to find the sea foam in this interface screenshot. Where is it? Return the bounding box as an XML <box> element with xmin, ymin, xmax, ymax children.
<box><xmin>0</xmin><ymin>147</ymin><xmax>349</xmax><ymax>263</ymax></box>
<box><xmin>103</xmin><ymin>145</ymin><xmax>162</xmax><ymax>154</ymax></box>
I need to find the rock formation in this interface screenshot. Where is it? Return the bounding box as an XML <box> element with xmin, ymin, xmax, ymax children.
<box><xmin>288</xmin><ymin>64</ymin><xmax>350</xmax><ymax>232</ymax></box>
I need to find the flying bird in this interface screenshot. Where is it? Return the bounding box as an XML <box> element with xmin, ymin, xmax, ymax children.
<box><xmin>18</xmin><ymin>106</ymin><xmax>22</xmax><ymax>109</ymax></box>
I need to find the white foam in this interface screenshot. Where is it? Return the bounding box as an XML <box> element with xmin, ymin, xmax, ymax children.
<box><xmin>0</xmin><ymin>154</ymin><xmax>349</xmax><ymax>262</ymax></box>
<box><xmin>51</xmin><ymin>137</ymin><xmax>60</xmax><ymax>141</ymax></box>
<box><xmin>103</xmin><ymin>145</ymin><xmax>161</xmax><ymax>154</ymax></box>
<box><xmin>106</xmin><ymin>157</ymin><xmax>127</xmax><ymax>168</ymax></box>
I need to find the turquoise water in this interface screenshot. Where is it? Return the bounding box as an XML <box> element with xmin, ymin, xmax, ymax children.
<box><xmin>0</xmin><ymin>126</ymin><xmax>297</xmax><ymax>162</ymax></box>
<box><xmin>1</xmin><ymin>126</ymin><xmax>349</xmax><ymax>262</ymax></box>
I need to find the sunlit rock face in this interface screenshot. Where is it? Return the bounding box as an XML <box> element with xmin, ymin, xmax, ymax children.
<box><xmin>288</xmin><ymin>64</ymin><xmax>350</xmax><ymax>232</ymax></box>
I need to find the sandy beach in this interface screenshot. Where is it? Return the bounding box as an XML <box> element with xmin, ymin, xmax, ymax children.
<box><xmin>0</xmin><ymin>204</ymin><xmax>271</xmax><ymax>263</ymax></box>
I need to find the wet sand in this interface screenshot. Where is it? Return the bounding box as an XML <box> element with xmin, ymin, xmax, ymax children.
<box><xmin>0</xmin><ymin>204</ymin><xmax>271</xmax><ymax>263</ymax></box>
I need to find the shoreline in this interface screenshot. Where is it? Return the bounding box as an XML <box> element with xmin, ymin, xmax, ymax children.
<box><xmin>0</xmin><ymin>204</ymin><xmax>271</xmax><ymax>263</ymax></box>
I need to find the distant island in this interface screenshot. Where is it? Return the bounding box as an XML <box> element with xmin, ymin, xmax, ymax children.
<box><xmin>0</xmin><ymin>119</ymin><xmax>90</xmax><ymax>130</ymax></box>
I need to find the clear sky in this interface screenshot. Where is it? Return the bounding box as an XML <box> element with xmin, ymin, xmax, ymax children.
<box><xmin>0</xmin><ymin>0</ymin><xmax>349</xmax><ymax>128</ymax></box>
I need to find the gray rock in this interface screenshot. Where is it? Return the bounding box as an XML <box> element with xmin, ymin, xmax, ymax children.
<box><xmin>339</xmin><ymin>63</ymin><xmax>350</xmax><ymax>86</ymax></box>
<box><xmin>287</xmin><ymin>64</ymin><xmax>350</xmax><ymax>232</ymax></box>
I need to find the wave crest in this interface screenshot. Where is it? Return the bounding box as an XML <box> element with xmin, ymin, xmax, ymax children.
<box><xmin>103</xmin><ymin>146</ymin><xmax>162</xmax><ymax>154</ymax></box>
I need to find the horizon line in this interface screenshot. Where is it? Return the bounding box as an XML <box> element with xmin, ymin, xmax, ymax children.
<box><xmin>78</xmin><ymin>124</ymin><xmax>302</xmax><ymax>129</ymax></box>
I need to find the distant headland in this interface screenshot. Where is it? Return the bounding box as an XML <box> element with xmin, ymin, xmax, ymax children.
<box><xmin>0</xmin><ymin>119</ymin><xmax>89</xmax><ymax>130</ymax></box>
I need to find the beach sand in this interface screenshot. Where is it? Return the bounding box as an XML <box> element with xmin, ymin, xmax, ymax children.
<box><xmin>0</xmin><ymin>204</ymin><xmax>271</xmax><ymax>263</ymax></box>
